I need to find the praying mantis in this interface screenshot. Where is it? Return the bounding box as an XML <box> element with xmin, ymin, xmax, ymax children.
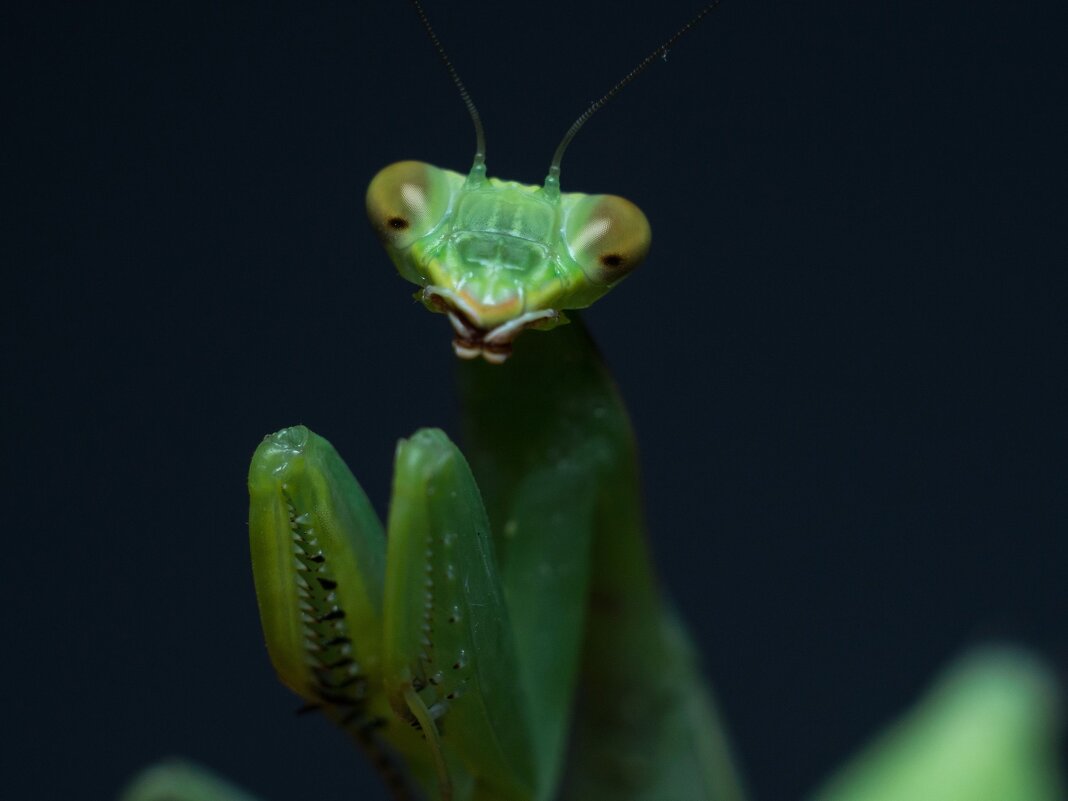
<box><xmin>121</xmin><ymin>1</ymin><xmax>1064</xmax><ymax>800</ymax></box>
<box><xmin>241</xmin><ymin>5</ymin><xmax>746</xmax><ymax>798</ymax></box>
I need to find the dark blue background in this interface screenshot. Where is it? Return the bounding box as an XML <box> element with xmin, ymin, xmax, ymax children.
<box><xmin>6</xmin><ymin>1</ymin><xmax>1066</xmax><ymax>798</ymax></box>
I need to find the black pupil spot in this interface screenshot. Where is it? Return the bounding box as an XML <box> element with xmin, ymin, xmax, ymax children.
<box><xmin>388</xmin><ymin>216</ymin><xmax>409</xmax><ymax>230</ymax></box>
<box><xmin>600</xmin><ymin>253</ymin><xmax>624</xmax><ymax>268</ymax></box>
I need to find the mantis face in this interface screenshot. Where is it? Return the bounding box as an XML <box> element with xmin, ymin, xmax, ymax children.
<box><xmin>367</xmin><ymin>160</ymin><xmax>651</xmax><ymax>362</ymax></box>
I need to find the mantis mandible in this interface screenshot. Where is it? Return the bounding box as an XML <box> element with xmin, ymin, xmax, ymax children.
<box><xmin>121</xmin><ymin>1</ymin><xmax>1065</xmax><ymax>799</ymax></box>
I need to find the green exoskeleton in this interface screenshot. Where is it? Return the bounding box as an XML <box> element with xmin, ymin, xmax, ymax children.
<box><xmin>121</xmin><ymin>1</ymin><xmax>1065</xmax><ymax>800</ymax></box>
<box><xmin>246</xmin><ymin>3</ymin><xmax>747</xmax><ymax>798</ymax></box>
<box><xmin>365</xmin><ymin>158</ymin><xmax>649</xmax><ymax>363</ymax></box>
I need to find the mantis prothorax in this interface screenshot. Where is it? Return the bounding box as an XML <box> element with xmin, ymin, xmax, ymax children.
<box><xmin>122</xmin><ymin>1</ymin><xmax>1065</xmax><ymax>799</ymax></box>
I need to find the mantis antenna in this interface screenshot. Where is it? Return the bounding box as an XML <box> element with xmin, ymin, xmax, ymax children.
<box><xmin>405</xmin><ymin>0</ymin><xmax>721</xmax><ymax>193</ymax></box>
<box><xmin>407</xmin><ymin>0</ymin><xmax>487</xmax><ymax>174</ymax></box>
<box><xmin>544</xmin><ymin>1</ymin><xmax>723</xmax><ymax>194</ymax></box>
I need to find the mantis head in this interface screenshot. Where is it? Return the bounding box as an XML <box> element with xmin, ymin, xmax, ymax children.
<box><xmin>366</xmin><ymin>159</ymin><xmax>650</xmax><ymax>363</ymax></box>
<box><xmin>363</xmin><ymin>0</ymin><xmax>720</xmax><ymax>363</ymax></box>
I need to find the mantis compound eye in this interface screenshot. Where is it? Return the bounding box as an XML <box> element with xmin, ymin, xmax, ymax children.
<box><xmin>366</xmin><ymin>160</ymin><xmax>451</xmax><ymax>249</ymax></box>
<box><xmin>563</xmin><ymin>194</ymin><xmax>651</xmax><ymax>285</ymax></box>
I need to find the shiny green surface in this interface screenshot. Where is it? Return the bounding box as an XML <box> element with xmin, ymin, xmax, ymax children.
<box><xmin>248</xmin><ymin>426</ymin><xmax>386</xmax><ymax>706</ymax></box>
<box><xmin>459</xmin><ymin>318</ymin><xmax>748</xmax><ymax>801</ymax></box>
<box><xmin>385</xmin><ymin>430</ymin><xmax>535</xmax><ymax>801</ymax></box>
<box><xmin>247</xmin><ymin>425</ymin><xmax>544</xmax><ymax>800</ymax></box>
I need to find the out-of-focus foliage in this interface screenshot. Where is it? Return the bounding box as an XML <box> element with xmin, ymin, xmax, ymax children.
<box><xmin>810</xmin><ymin>648</ymin><xmax>1063</xmax><ymax>801</ymax></box>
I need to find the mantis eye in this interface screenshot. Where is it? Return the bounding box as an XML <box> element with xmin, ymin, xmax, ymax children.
<box><xmin>564</xmin><ymin>194</ymin><xmax>651</xmax><ymax>285</ymax></box>
<box><xmin>366</xmin><ymin>160</ymin><xmax>451</xmax><ymax>248</ymax></box>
